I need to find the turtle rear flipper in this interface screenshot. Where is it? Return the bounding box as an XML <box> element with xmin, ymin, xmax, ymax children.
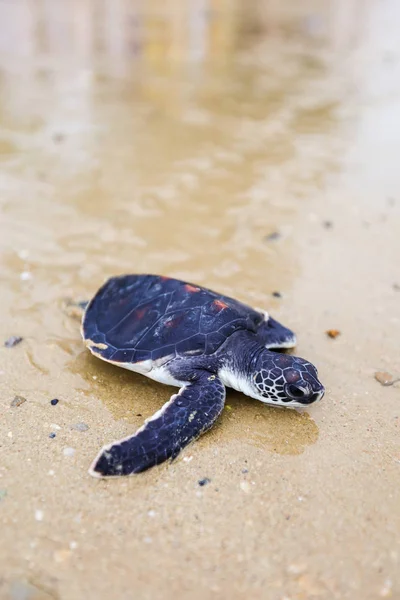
<box><xmin>89</xmin><ymin>372</ymin><xmax>226</xmax><ymax>477</ymax></box>
<box><xmin>257</xmin><ymin>315</ymin><xmax>297</xmax><ymax>350</ymax></box>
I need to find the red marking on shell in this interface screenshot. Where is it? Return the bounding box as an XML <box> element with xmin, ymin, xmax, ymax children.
<box><xmin>185</xmin><ymin>284</ymin><xmax>200</xmax><ymax>293</ymax></box>
<box><xmin>213</xmin><ymin>299</ymin><xmax>229</xmax><ymax>311</ymax></box>
<box><xmin>160</xmin><ymin>275</ymin><xmax>170</xmax><ymax>281</ymax></box>
<box><xmin>135</xmin><ymin>308</ymin><xmax>147</xmax><ymax>319</ymax></box>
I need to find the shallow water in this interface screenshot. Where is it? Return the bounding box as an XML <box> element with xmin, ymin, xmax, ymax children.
<box><xmin>1</xmin><ymin>1</ymin><xmax>400</xmax><ymax>599</ymax></box>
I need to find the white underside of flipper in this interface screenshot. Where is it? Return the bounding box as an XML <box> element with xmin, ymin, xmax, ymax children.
<box><xmin>265</xmin><ymin>338</ymin><xmax>297</xmax><ymax>349</ymax></box>
<box><xmin>88</xmin><ymin>384</ymin><xmax>188</xmax><ymax>478</ymax></box>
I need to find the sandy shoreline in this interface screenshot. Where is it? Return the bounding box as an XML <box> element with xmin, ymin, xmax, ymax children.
<box><xmin>1</xmin><ymin>1</ymin><xmax>399</xmax><ymax>599</ymax></box>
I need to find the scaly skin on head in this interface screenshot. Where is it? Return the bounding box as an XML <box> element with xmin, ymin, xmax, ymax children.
<box><xmin>252</xmin><ymin>351</ymin><xmax>324</xmax><ymax>406</ymax></box>
<box><xmin>219</xmin><ymin>331</ymin><xmax>324</xmax><ymax>408</ymax></box>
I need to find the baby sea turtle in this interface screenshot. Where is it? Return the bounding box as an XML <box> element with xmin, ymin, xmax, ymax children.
<box><xmin>82</xmin><ymin>274</ymin><xmax>324</xmax><ymax>477</ymax></box>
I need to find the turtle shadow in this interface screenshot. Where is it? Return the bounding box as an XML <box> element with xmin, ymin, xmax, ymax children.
<box><xmin>218</xmin><ymin>390</ymin><xmax>319</xmax><ymax>456</ymax></box>
<box><xmin>68</xmin><ymin>350</ymin><xmax>178</xmax><ymax>422</ymax></box>
<box><xmin>70</xmin><ymin>351</ymin><xmax>319</xmax><ymax>457</ymax></box>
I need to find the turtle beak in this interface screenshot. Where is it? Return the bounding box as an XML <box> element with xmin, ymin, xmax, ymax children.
<box><xmin>298</xmin><ymin>389</ymin><xmax>324</xmax><ymax>405</ymax></box>
<box><xmin>300</xmin><ymin>386</ymin><xmax>325</xmax><ymax>405</ymax></box>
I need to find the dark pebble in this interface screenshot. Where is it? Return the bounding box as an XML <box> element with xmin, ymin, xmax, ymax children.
<box><xmin>272</xmin><ymin>291</ymin><xmax>282</xmax><ymax>298</ymax></box>
<box><xmin>323</xmin><ymin>220</ymin><xmax>333</xmax><ymax>229</ymax></box>
<box><xmin>242</xmin><ymin>468</ymin><xmax>249</xmax><ymax>474</ymax></box>
<box><xmin>50</xmin><ymin>398</ymin><xmax>59</xmax><ymax>406</ymax></box>
<box><xmin>198</xmin><ymin>478</ymin><xmax>211</xmax><ymax>487</ymax></box>
<box><xmin>4</xmin><ymin>336</ymin><xmax>23</xmax><ymax>348</ymax></box>
<box><xmin>136</xmin><ymin>413</ymin><xmax>142</xmax><ymax>417</ymax></box>
<box><xmin>49</xmin><ymin>432</ymin><xmax>56</xmax><ymax>439</ymax></box>
<box><xmin>393</xmin><ymin>283</ymin><xmax>400</xmax><ymax>291</ymax></box>
<box><xmin>264</xmin><ymin>231</ymin><xmax>281</xmax><ymax>242</ymax></box>
<box><xmin>52</xmin><ymin>132</ymin><xmax>65</xmax><ymax>143</ymax></box>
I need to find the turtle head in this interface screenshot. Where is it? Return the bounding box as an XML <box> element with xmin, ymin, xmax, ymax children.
<box><xmin>252</xmin><ymin>350</ymin><xmax>325</xmax><ymax>408</ymax></box>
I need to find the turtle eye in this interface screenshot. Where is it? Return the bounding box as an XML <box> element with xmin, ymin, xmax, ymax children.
<box><xmin>286</xmin><ymin>384</ymin><xmax>308</xmax><ymax>398</ymax></box>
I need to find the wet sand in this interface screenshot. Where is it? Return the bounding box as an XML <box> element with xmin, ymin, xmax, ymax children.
<box><xmin>1</xmin><ymin>1</ymin><xmax>400</xmax><ymax>599</ymax></box>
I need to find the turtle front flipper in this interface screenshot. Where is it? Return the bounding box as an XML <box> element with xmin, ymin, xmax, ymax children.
<box><xmin>89</xmin><ymin>372</ymin><xmax>226</xmax><ymax>477</ymax></box>
<box><xmin>256</xmin><ymin>315</ymin><xmax>297</xmax><ymax>350</ymax></box>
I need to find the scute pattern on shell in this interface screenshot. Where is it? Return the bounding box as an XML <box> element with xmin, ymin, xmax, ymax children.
<box><xmin>83</xmin><ymin>274</ymin><xmax>265</xmax><ymax>364</ymax></box>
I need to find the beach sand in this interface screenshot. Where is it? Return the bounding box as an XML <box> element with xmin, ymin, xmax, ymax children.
<box><xmin>0</xmin><ymin>1</ymin><xmax>399</xmax><ymax>598</ymax></box>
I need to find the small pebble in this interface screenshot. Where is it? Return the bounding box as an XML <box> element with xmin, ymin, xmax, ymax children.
<box><xmin>10</xmin><ymin>395</ymin><xmax>27</xmax><ymax>407</ymax></box>
<box><xmin>49</xmin><ymin>432</ymin><xmax>56</xmax><ymax>439</ymax></box>
<box><xmin>326</xmin><ymin>329</ymin><xmax>341</xmax><ymax>339</ymax></box>
<box><xmin>264</xmin><ymin>231</ymin><xmax>281</xmax><ymax>242</ymax></box>
<box><xmin>63</xmin><ymin>447</ymin><xmax>75</xmax><ymax>457</ymax></box>
<box><xmin>393</xmin><ymin>283</ymin><xmax>400</xmax><ymax>291</ymax></box>
<box><xmin>198</xmin><ymin>478</ymin><xmax>211</xmax><ymax>487</ymax></box>
<box><xmin>240</xmin><ymin>481</ymin><xmax>251</xmax><ymax>493</ymax></box>
<box><xmin>52</xmin><ymin>132</ymin><xmax>65</xmax><ymax>143</ymax></box>
<box><xmin>272</xmin><ymin>291</ymin><xmax>282</xmax><ymax>298</ymax></box>
<box><xmin>323</xmin><ymin>220</ymin><xmax>333</xmax><ymax>228</ymax></box>
<box><xmin>375</xmin><ymin>371</ymin><xmax>400</xmax><ymax>387</ymax></box>
<box><xmin>50</xmin><ymin>398</ymin><xmax>59</xmax><ymax>406</ymax></box>
<box><xmin>4</xmin><ymin>336</ymin><xmax>23</xmax><ymax>348</ymax></box>
<box><xmin>70</xmin><ymin>422</ymin><xmax>89</xmax><ymax>432</ymax></box>
<box><xmin>50</xmin><ymin>423</ymin><xmax>61</xmax><ymax>430</ymax></box>
<box><xmin>0</xmin><ymin>489</ymin><xmax>7</xmax><ymax>501</ymax></box>
<box><xmin>242</xmin><ymin>468</ymin><xmax>249</xmax><ymax>474</ymax></box>
<box><xmin>35</xmin><ymin>509</ymin><xmax>44</xmax><ymax>521</ymax></box>
<box><xmin>20</xmin><ymin>271</ymin><xmax>32</xmax><ymax>281</ymax></box>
